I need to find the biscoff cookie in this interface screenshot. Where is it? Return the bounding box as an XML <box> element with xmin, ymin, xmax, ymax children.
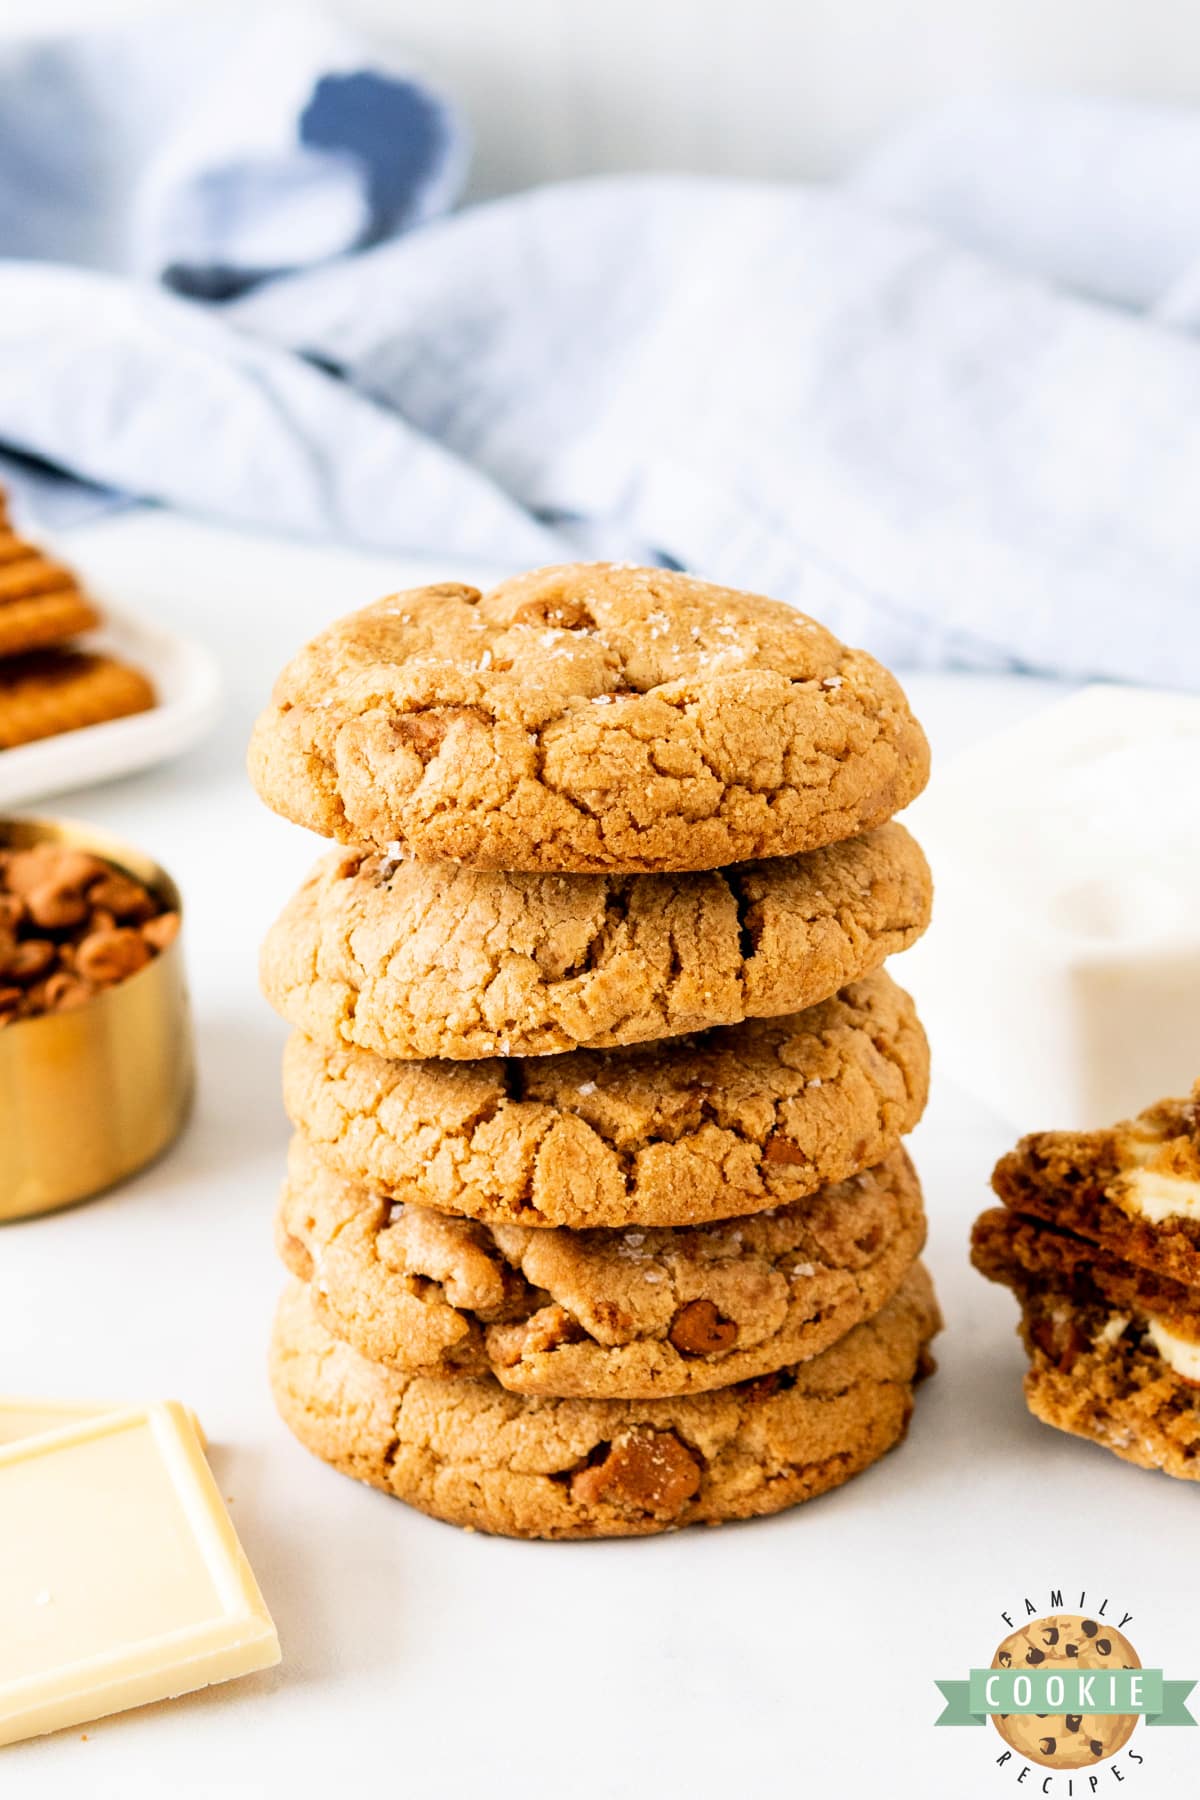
<box><xmin>283</xmin><ymin>971</ymin><xmax>929</xmax><ymax>1230</ymax></box>
<box><xmin>248</xmin><ymin>563</ymin><xmax>929</xmax><ymax>873</ymax></box>
<box><xmin>269</xmin><ymin>1265</ymin><xmax>940</xmax><ymax>1538</ymax></box>
<box><xmin>277</xmin><ymin>1135</ymin><xmax>926</xmax><ymax>1397</ymax></box>
<box><xmin>0</xmin><ymin>649</ymin><xmax>155</xmax><ymax>749</ymax></box>
<box><xmin>0</xmin><ymin>515</ymin><xmax>99</xmax><ymax>658</ymax></box>
<box><xmin>261</xmin><ymin>822</ymin><xmax>931</xmax><ymax>1061</ymax></box>
<box><xmin>992</xmin><ymin>1087</ymin><xmax>1200</xmax><ymax>1288</ymax></box>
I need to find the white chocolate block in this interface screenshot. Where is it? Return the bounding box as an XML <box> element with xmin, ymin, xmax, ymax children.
<box><xmin>1145</xmin><ymin>1315</ymin><xmax>1200</xmax><ymax>1381</ymax></box>
<box><xmin>0</xmin><ymin>1402</ymin><xmax>278</xmax><ymax>1748</ymax></box>
<box><xmin>0</xmin><ymin>1396</ymin><xmax>205</xmax><ymax>1450</ymax></box>
<box><xmin>901</xmin><ymin>684</ymin><xmax>1200</xmax><ymax>1130</ymax></box>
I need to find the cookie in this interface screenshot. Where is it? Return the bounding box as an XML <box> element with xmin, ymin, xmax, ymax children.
<box><xmin>0</xmin><ymin>650</ymin><xmax>155</xmax><ymax>749</ymax></box>
<box><xmin>973</xmin><ymin>1207</ymin><xmax>1200</xmax><ymax>1337</ymax></box>
<box><xmin>973</xmin><ymin>1210</ymin><xmax>1200</xmax><ymax>1480</ymax></box>
<box><xmin>0</xmin><ymin>519</ymin><xmax>99</xmax><ymax>658</ymax></box>
<box><xmin>283</xmin><ymin>970</ymin><xmax>929</xmax><ymax>1230</ymax></box>
<box><xmin>261</xmin><ymin>822</ymin><xmax>930</xmax><ymax>1061</ymax></box>
<box><xmin>992</xmin><ymin>1086</ymin><xmax>1200</xmax><ymax>1287</ymax></box>
<box><xmin>269</xmin><ymin>1264</ymin><xmax>940</xmax><ymax>1538</ymax></box>
<box><xmin>277</xmin><ymin>1135</ymin><xmax>926</xmax><ymax>1397</ymax></box>
<box><xmin>248</xmin><ymin>563</ymin><xmax>930</xmax><ymax>872</ymax></box>
<box><xmin>991</xmin><ymin>1615</ymin><xmax>1140</xmax><ymax>1770</ymax></box>
<box><xmin>1015</xmin><ymin>1289</ymin><xmax>1200</xmax><ymax>1483</ymax></box>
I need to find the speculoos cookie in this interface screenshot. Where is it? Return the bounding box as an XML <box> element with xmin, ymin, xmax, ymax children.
<box><xmin>0</xmin><ymin>501</ymin><xmax>100</xmax><ymax>658</ymax></box>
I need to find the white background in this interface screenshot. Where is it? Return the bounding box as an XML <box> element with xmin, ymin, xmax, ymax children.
<box><xmin>1</xmin><ymin>512</ymin><xmax>1196</xmax><ymax>1800</ymax></box>
<box><xmin>0</xmin><ymin>0</ymin><xmax>1198</xmax><ymax>193</ymax></box>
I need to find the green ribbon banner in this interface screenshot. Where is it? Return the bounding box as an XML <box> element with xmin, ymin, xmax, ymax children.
<box><xmin>936</xmin><ymin>1671</ymin><xmax>1196</xmax><ymax>1728</ymax></box>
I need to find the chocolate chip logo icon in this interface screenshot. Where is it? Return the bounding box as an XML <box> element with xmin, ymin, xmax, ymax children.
<box><xmin>990</xmin><ymin>1615</ymin><xmax>1141</xmax><ymax>1771</ymax></box>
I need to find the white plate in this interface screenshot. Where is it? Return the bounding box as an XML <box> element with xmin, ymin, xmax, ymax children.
<box><xmin>0</xmin><ymin>604</ymin><xmax>221</xmax><ymax>807</ymax></box>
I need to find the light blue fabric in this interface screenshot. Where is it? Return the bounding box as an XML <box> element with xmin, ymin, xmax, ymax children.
<box><xmin>0</xmin><ymin>13</ymin><xmax>1198</xmax><ymax>685</ymax></box>
<box><xmin>0</xmin><ymin>5</ymin><xmax>465</xmax><ymax>292</ymax></box>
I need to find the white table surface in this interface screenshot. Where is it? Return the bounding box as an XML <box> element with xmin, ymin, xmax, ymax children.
<box><xmin>3</xmin><ymin>513</ymin><xmax>1195</xmax><ymax>1800</ymax></box>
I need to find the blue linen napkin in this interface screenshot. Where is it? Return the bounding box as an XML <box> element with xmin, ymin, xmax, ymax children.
<box><xmin>1</xmin><ymin>10</ymin><xmax>1199</xmax><ymax>686</ymax></box>
<box><xmin>0</xmin><ymin>4</ymin><xmax>465</xmax><ymax>294</ymax></box>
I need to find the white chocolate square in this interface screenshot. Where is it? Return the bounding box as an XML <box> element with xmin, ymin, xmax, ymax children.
<box><xmin>0</xmin><ymin>1402</ymin><xmax>278</xmax><ymax>1747</ymax></box>
<box><xmin>0</xmin><ymin>1396</ymin><xmax>205</xmax><ymax>1450</ymax></box>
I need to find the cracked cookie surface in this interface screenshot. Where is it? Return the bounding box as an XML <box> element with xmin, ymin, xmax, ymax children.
<box><xmin>269</xmin><ymin>1264</ymin><xmax>940</xmax><ymax>1538</ymax></box>
<box><xmin>278</xmin><ymin>1135</ymin><xmax>926</xmax><ymax>1397</ymax></box>
<box><xmin>283</xmin><ymin>970</ymin><xmax>929</xmax><ymax>1229</ymax></box>
<box><xmin>248</xmin><ymin>563</ymin><xmax>929</xmax><ymax>872</ymax></box>
<box><xmin>261</xmin><ymin>822</ymin><xmax>930</xmax><ymax>1061</ymax></box>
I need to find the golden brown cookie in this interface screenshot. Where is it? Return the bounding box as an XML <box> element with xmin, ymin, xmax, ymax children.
<box><xmin>973</xmin><ymin>1206</ymin><xmax>1200</xmax><ymax>1337</ymax></box>
<box><xmin>277</xmin><ymin>1135</ymin><xmax>926</xmax><ymax>1397</ymax></box>
<box><xmin>0</xmin><ymin>650</ymin><xmax>155</xmax><ymax>749</ymax></box>
<box><xmin>248</xmin><ymin>563</ymin><xmax>929</xmax><ymax>872</ymax></box>
<box><xmin>973</xmin><ymin>1197</ymin><xmax>1200</xmax><ymax>1481</ymax></box>
<box><xmin>269</xmin><ymin>1264</ymin><xmax>940</xmax><ymax>1538</ymax></box>
<box><xmin>261</xmin><ymin>822</ymin><xmax>930</xmax><ymax>1061</ymax></box>
<box><xmin>992</xmin><ymin>1085</ymin><xmax>1200</xmax><ymax>1287</ymax></box>
<box><xmin>283</xmin><ymin>970</ymin><xmax>929</xmax><ymax>1230</ymax></box>
<box><xmin>1014</xmin><ymin>1289</ymin><xmax>1200</xmax><ymax>1483</ymax></box>
<box><xmin>0</xmin><ymin>517</ymin><xmax>100</xmax><ymax>658</ymax></box>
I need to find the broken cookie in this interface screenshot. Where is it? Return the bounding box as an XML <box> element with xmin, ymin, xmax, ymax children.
<box><xmin>974</xmin><ymin>1081</ymin><xmax>1200</xmax><ymax>1481</ymax></box>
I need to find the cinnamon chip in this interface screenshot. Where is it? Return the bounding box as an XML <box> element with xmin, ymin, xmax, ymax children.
<box><xmin>569</xmin><ymin>1428</ymin><xmax>702</xmax><ymax>1518</ymax></box>
<box><xmin>0</xmin><ymin>843</ymin><xmax>179</xmax><ymax>1026</ymax></box>
<box><xmin>669</xmin><ymin>1299</ymin><xmax>739</xmax><ymax>1355</ymax></box>
<box><xmin>763</xmin><ymin>1136</ymin><xmax>809</xmax><ymax>1166</ymax></box>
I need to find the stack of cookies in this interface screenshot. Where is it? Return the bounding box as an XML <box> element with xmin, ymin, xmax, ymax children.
<box><xmin>973</xmin><ymin>1083</ymin><xmax>1200</xmax><ymax>1482</ymax></box>
<box><xmin>0</xmin><ymin>490</ymin><xmax>155</xmax><ymax>749</ymax></box>
<box><xmin>250</xmin><ymin>563</ymin><xmax>941</xmax><ymax>1539</ymax></box>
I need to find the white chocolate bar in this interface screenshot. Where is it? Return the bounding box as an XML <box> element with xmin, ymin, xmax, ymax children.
<box><xmin>0</xmin><ymin>1396</ymin><xmax>205</xmax><ymax>1450</ymax></box>
<box><xmin>0</xmin><ymin>1402</ymin><xmax>278</xmax><ymax>1748</ymax></box>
